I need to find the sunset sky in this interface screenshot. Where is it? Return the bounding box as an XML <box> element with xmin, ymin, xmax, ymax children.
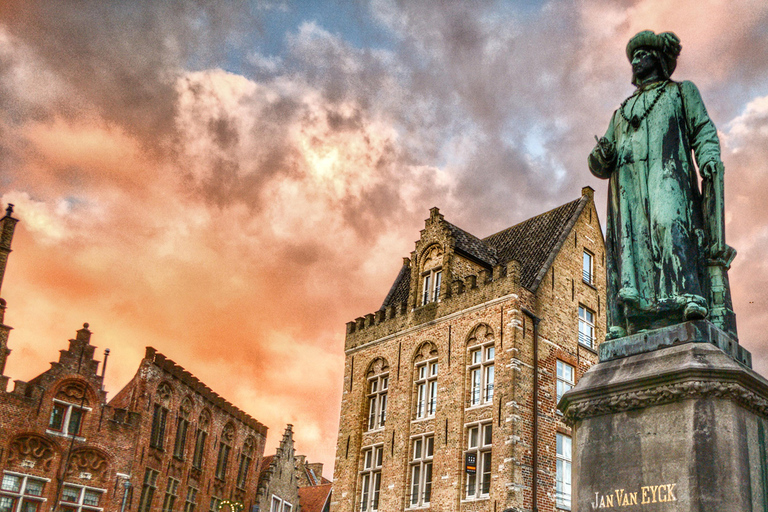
<box><xmin>1</xmin><ymin>1</ymin><xmax>768</xmax><ymax>474</ymax></box>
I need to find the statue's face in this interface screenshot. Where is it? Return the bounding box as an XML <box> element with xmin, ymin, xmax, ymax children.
<box><xmin>631</xmin><ymin>48</ymin><xmax>659</xmax><ymax>81</ymax></box>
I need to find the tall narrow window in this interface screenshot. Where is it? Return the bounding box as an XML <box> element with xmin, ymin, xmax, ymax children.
<box><xmin>421</xmin><ymin>270</ymin><xmax>442</xmax><ymax>305</ymax></box>
<box><xmin>138</xmin><ymin>468</ymin><xmax>159</xmax><ymax>512</ymax></box>
<box><xmin>209</xmin><ymin>497</ymin><xmax>221</xmax><ymax>512</ymax></box>
<box><xmin>468</xmin><ymin>344</ymin><xmax>495</xmax><ymax>406</ymax></box>
<box><xmin>556</xmin><ymin>433</ymin><xmax>572</xmax><ymax>510</ymax></box>
<box><xmin>556</xmin><ymin>360</ymin><xmax>575</xmax><ymax>405</ymax></box>
<box><xmin>0</xmin><ymin>472</ymin><xmax>47</xmax><ymax>512</ymax></box>
<box><xmin>578</xmin><ymin>306</ymin><xmax>595</xmax><ymax>349</ymax></box>
<box><xmin>215</xmin><ymin>442</ymin><xmax>230</xmax><ymax>481</ymax></box>
<box><xmin>414</xmin><ymin>359</ymin><xmax>438</xmax><ymax>419</ymax></box>
<box><xmin>173</xmin><ymin>414</ymin><xmax>189</xmax><ymax>460</ymax></box>
<box><xmin>183</xmin><ymin>487</ymin><xmax>197</xmax><ymax>512</ymax></box>
<box><xmin>161</xmin><ymin>477</ymin><xmax>179</xmax><ymax>512</ymax></box>
<box><xmin>236</xmin><ymin>437</ymin><xmax>255</xmax><ymax>490</ymax></box>
<box><xmin>409</xmin><ymin>435</ymin><xmax>434</xmax><ymax>507</ymax></box>
<box><xmin>367</xmin><ymin>374</ymin><xmax>388</xmax><ymax>431</ymax></box>
<box><xmin>582</xmin><ymin>251</ymin><xmax>593</xmax><ymax>284</ymax></box>
<box><xmin>150</xmin><ymin>404</ymin><xmax>169</xmax><ymax>450</ymax></box>
<box><xmin>465</xmin><ymin>423</ymin><xmax>492</xmax><ymax>499</ymax></box>
<box><xmin>192</xmin><ymin>411</ymin><xmax>210</xmax><ymax>470</ymax></box>
<box><xmin>359</xmin><ymin>445</ymin><xmax>383</xmax><ymax>512</ymax></box>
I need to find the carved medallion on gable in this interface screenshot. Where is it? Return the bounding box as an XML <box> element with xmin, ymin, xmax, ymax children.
<box><xmin>421</xmin><ymin>245</ymin><xmax>443</xmax><ymax>272</ymax></box>
<box><xmin>365</xmin><ymin>357</ymin><xmax>389</xmax><ymax>378</ymax></box>
<box><xmin>467</xmin><ymin>323</ymin><xmax>494</xmax><ymax>345</ymax></box>
<box><xmin>56</xmin><ymin>381</ymin><xmax>90</xmax><ymax>406</ymax></box>
<box><xmin>8</xmin><ymin>435</ymin><xmax>57</xmax><ymax>472</ymax></box>
<box><xmin>414</xmin><ymin>341</ymin><xmax>438</xmax><ymax>363</ymax></box>
<box><xmin>156</xmin><ymin>382</ymin><xmax>173</xmax><ymax>404</ymax></box>
<box><xmin>65</xmin><ymin>449</ymin><xmax>109</xmax><ymax>483</ymax></box>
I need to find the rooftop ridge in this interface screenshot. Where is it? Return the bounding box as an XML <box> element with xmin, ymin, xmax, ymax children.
<box><xmin>144</xmin><ymin>347</ymin><xmax>267</xmax><ymax>436</ymax></box>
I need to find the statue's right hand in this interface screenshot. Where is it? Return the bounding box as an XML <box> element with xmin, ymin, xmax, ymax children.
<box><xmin>595</xmin><ymin>137</ymin><xmax>616</xmax><ymax>162</ymax></box>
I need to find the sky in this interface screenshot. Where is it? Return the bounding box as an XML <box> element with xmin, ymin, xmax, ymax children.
<box><xmin>1</xmin><ymin>0</ymin><xmax>768</xmax><ymax>475</ymax></box>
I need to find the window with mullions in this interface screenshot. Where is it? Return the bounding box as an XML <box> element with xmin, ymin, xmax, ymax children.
<box><xmin>556</xmin><ymin>360</ymin><xmax>575</xmax><ymax>405</ymax></box>
<box><xmin>359</xmin><ymin>445</ymin><xmax>383</xmax><ymax>512</ymax></box>
<box><xmin>48</xmin><ymin>400</ymin><xmax>88</xmax><ymax>438</ymax></box>
<box><xmin>414</xmin><ymin>360</ymin><xmax>438</xmax><ymax>419</ymax></box>
<box><xmin>421</xmin><ymin>269</ymin><xmax>442</xmax><ymax>305</ymax></box>
<box><xmin>59</xmin><ymin>484</ymin><xmax>105</xmax><ymax>512</ymax></box>
<box><xmin>173</xmin><ymin>400</ymin><xmax>192</xmax><ymax>460</ymax></box>
<box><xmin>578</xmin><ymin>306</ymin><xmax>595</xmax><ymax>349</ymax></box>
<box><xmin>367</xmin><ymin>374</ymin><xmax>388</xmax><ymax>431</ymax></box>
<box><xmin>408</xmin><ymin>435</ymin><xmax>433</xmax><ymax>508</ymax></box>
<box><xmin>138</xmin><ymin>468</ymin><xmax>159</xmax><ymax>512</ymax></box>
<box><xmin>192</xmin><ymin>410</ymin><xmax>210</xmax><ymax>470</ymax></box>
<box><xmin>465</xmin><ymin>423</ymin><xmax>492</xmax><ymax>499</ymax></box>
<box><xmin>0</xmin><ymin>472</ymin><xmax>47</xmax><ymax>512</ymax></box>
<box><xmin>468</xmin><ymin>345</ymin><xmax>495</xmax><ymax>407</ymax></box>
<box><xmin>236</xmin><ymin>437</ymin><xmax>255</xmax><ymax>490</ymax></box>
<box><xmin>161</xmin><ymin>477</ymin><xmax>179</xmax><ymax>512</ymax></box>
<box><xmin>183</xmin><ymin>487</ymin><xmax>197</xmax><ymax>512</ymax></box>
<box><xmin>582</xmin><ymin>251</ymin><xmax>593</xmax><ymax>284</ymax></box>
<box><xmin>556</xmin><ymin>433</ymin><xmax>572</xmax><ymax>510</ymax></box>
<box><xmin>209</xmin><ymin>497</ymin><xmax>221</xmax><ymax>512</ymax></box>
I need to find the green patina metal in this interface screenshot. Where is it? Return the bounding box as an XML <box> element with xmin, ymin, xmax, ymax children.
<box><xmin>589</xmin><ymin>30</ymin><xmax>737</xmax><ymax>340</ymax></box>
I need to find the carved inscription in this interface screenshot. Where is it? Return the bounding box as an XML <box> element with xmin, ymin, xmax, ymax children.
<box><xmin>592</xmin><ymin>484</ymin><xmax>677</xmax><ymax>508</ymax></box>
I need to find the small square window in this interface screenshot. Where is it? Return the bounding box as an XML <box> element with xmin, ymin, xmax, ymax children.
<box><xmin>1</xmin><ymin>475</ymin><xmax>20</xmax><ymax>493</ymax></box>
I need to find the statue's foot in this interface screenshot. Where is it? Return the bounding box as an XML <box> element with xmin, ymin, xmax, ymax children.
<box><xmin>684</xmin><ymin>301</ymin><xmax>708</xmax><ymax>320</ymax></box>
<box><xmin>606</xmin><ymin>326</ymin><xmax>627</xmax><ymax>340</ymax></box>
<box><xmin>618</xmin><ymin>287</ymin><xmax>642</xmax><ymax>307</ymax></box>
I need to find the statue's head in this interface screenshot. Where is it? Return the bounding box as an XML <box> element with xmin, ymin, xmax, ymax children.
<box><xmin>626</xmin><ymin>30</ymin><xmax>681</xmax><ymax>86</ymax></box>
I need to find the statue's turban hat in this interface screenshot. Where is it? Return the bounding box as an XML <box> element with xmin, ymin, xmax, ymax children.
<box><xmin>626</xmin><ymin>30</ymin><xmax>682</xmax><ymax>79</ymax></box>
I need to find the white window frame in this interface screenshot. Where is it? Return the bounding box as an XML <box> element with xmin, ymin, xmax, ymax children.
<box><xmin>0</xmin><ymin>472</ymin><xmax>49</xmax><ymax>512</ymax></box>
<box><xmin>47</xmin><ymin>399</ymin><xmax>90</xmax><ymax>439</ymax></box>
<box><xmin>359</xmin><ymin>445</ymin><xmax>383</xmax><ymax>512</ymax></box>
<box><xmin>59</xmin><ymin>482</ymin><xmax>106</xmax><ymax>512</ymax></box>
<box><xmin>366</xmin><ymin>374</ymin><xmax>388</xmax><ymax>431</ymax></box>
<box><xmin>464</xmin><ymin>422</ymin><xmax>492</xmax><ymax>500</ymax></box>
<box><xmin>578</xmin><ymin>306</ymin><xmax>595</xmax><ymax>349</ymax></box>
<box><xmin>408</xmin><ymin>434</ymin><xmax>433</xmax><ymax>508</ymax></box>
<box><xmin>556</xmin><ymin>433</ymin><xmax>572</xmax><ymax>510</ymax></box>
<box><xmin>556</xmin><ymin>360</ymin><xmax>575</xmax><ymax>406</ymax></box>
<box><xmin>421</xmin><ymin>269</ymin><xmax>442</xmax><ymax>305</ymax></box>
<box><xmin>414</xmin><ymin>360</ymin><xmax>438</xmax><ymax>419</ymax></box>
<box><xmin>269</xmin><ymin>496</ymin><xmax>293</xmax><ymax>512</ymax></box>
<box><xmin>468</xmin><ymin>344</ymin><xmax>495</xmax><ymax>407</ymax></box>
<box><xmin>582</xmin><ymin>250</ymin><xmax>593</xmax><ymax>284</ymax></box>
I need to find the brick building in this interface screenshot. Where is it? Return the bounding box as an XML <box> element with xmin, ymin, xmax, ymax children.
<box><xmin>0</xmin><ymin>205</ymin><xmax>270</xmax><ymax>512</ymax></box>
<box><xmin>254</xmin><ymin>425</ymin><xmax>299</xmax><ymax>512</ymax></box>
<box><xmin>331</xmin><ymin>188</ymin><xmax>606</xmax><ymax>512</ymax></box>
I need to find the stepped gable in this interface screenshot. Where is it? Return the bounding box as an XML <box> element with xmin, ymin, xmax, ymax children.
<box><xmin>380</xmin><ymin>260</ymin><xmax>411</xmax><ymax>309</ymax></box>
<box><xmin>483</xmin><ymin>196</ymin><xmax>584</xmax><ymax>291</ymax></box>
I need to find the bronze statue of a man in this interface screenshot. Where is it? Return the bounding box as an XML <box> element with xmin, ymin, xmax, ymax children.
<box><xmin>589</xmin><ymin>30</ymin><xmax>736</xmax><ymax>340</ymax></box>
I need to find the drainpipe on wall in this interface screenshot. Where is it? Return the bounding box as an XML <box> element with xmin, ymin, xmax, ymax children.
<box><xmin>521</xmin><ymin>308</ymin><xmax>541</xmax><ymax>512</ymax></box>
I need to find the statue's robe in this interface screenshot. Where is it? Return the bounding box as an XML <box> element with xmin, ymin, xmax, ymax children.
<box><xmin>589</xmin><ymin>80</ymin><xmax>721</xmax><ymax>335</ymax></box>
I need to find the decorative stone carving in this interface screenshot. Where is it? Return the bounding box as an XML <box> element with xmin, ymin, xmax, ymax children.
<box><xmin>56</xmin><ymin>381</ymin><xmax>89</xmax><ymax>405</ymax></box>
<box><xmin>222</xmin><ymin>423</ymin><xmax>235</xmax><ymax>444</ymax></box>
<box><xmin>421</xmin><ymin>244</ymin><xmax>443</xmax><ymax>272</ymax></box>
<box><xmin>180</xmin><ymin>397</ymin><xmax>193</xmax><ymax>419</ymax></box>
<box><xmin>414</xmin><ymin>341</ymin><xmax>438</xmax><ymax>362</ymax></box>
<box><xmin>243</xmin><ymin>436</ymin><xmax>255</xmax><ymax>455</ymax></box>
<box><xmin>563</xmin><ymin>380</ymin><xmax>768</xmax><ymax>426</ymax></box>
<box><xmin>8</xmin><ymin>435</ymin><xmax>56</xmax><ymax>472</ymax></box>
<box><xmin>467</xmin><ymin>323</ymin><xmax>494</xmax><ymax>345</ymax></box>
<box><xmin>199</xmin><ymin>409</ymin><xmax>211</xmax><ymax>431</ymax></box>
<box><xmin>156</xmin><ymin>382</ymin><xmax>173</xmax><ymax>403</ymax></box>
<box><xmin>65</xmin><ymin>449</ymin><xmax>109</xmax><ymax>482</ymax></box>
<box><xmin>366</xmin><ymin>357</ymin><xmax>389</xmax><ymax>377</ymax></box>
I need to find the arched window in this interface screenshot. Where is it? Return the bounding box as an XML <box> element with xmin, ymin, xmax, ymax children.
<box><xmin>467</xmin><ymin>324</ymin><xmax>495</xmax><ymax>407</ymax></box>
<box><xmin>47</xmin><ymin>381</ymin><xmax>92</xmax><ymax>439</ymax></box>
<box><xmin>365</xmin><ymin>358</ymin><xmax>389</xmax><ymax>431</ymax></box>
<box><xmin>236</xmin><ymin>436</ymin><xmax>256</xmax><ymax>490</ymax></box>
<box><xmin>413</xmin><ymin>342</ymin><xmax>438</xmax><ymax>419</ymax></box>
<box><xmin>173</xmin><ymin>397</ymin><xmax>193</xmax><ymax>460</ymax></box>
<box><xmin>150</xmin><ymin>382</ymin><xmax>173</xmax><ymax>450</ymax></box>
<box><xmin>215</xmin><ymin>423</ymin><xmax>236</xmax><ymax>481</ymax></box>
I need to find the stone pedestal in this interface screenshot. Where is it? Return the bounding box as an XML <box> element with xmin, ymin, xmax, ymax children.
<box><xmin>560</xmin><ymin>322</ymin><xmax>768</xmax><ymax>511</ymax></box>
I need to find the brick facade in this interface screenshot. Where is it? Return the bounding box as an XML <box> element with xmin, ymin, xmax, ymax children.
<box><xmin>331</xmin><ymin>188</ymin><xmax>606</xmax><ymax>512</ymax></box>
<box><xmin>254</xmin><ymin>426</ymin><xmax>299</xmax><ymax>512</ymax></box>
<box><xmin>0</xmin><ymin>204</ymin><xmax>271</xmax><ymax>512</ymax></box>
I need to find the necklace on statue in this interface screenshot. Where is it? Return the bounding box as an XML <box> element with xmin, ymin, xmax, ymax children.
<box><xmin>620</xmin><ymin>80</ymin><xmax>668</xmax><ymax>130</ymax></box>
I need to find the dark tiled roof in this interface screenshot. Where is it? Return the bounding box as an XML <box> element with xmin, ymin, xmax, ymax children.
<box><xmin>380</xmin><ymin>196</ymin><xmax>586</xmax><ymax>305</ymax></box>
<box><xmin>445</xmin><ymin>221</ymin><xmax>498</xmax><ymax>266</ymax></box>
<box><xmin>381</xmin><ymin>263</ymin><xmax>411</xmax><ymax>309</ymax></box>
<box><xmin>299</xmin><ymin>483</ymin><xmax>332</xmax><ymax>512</ymax></box>
<box><xmin>483</xmin><ymin>197</ymin><xmax>584</xmax><ymax>289</ymax></box>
